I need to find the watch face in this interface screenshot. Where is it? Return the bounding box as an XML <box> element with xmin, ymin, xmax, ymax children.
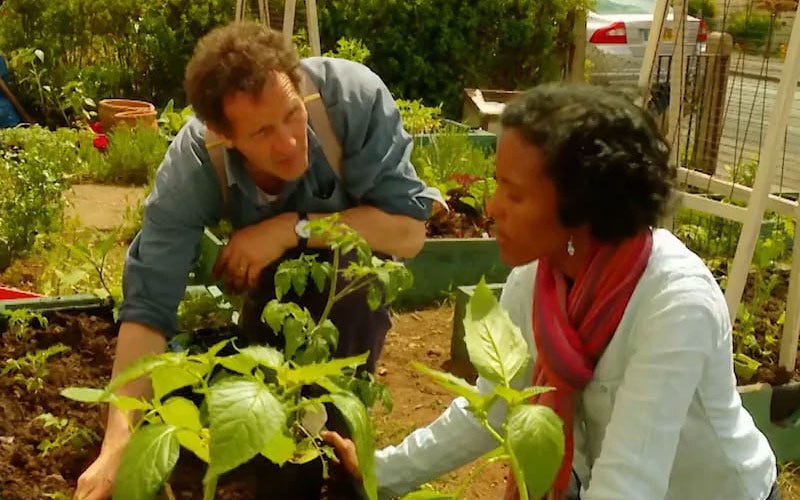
<box><xmin>295</xmin><ymin>219</ymin><xmax>311</xmax><ymax>239</ymax></box>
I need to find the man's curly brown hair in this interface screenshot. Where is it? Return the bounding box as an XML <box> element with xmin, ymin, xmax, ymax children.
<box><xmin>184</xmin><ymin>21</ymin><xmax>302</xmax><ymax>135</ymax></box>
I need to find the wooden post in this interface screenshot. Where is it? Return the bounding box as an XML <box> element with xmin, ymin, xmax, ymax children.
<box><xmin>725</xmin><ymin>1</ymin><xmax>800</xmax><ymax>321</ymax></box>
<box><xmin>780</xmin><ymin>204</ymin><xmax>800</xmax><ymax>370</ymax></box>
<box><xmin>567</xmin><ymin>10</ymin><xmax>588</xmax><ymax>83</ymax></box>
<box><xmin>283</xmin><ymin>0</ymin><xmax>297</xmax><ymax>45</ymax></box>
<box><xmin>692</xmin><ymin>32</ymin><xmax>733</xmax><ymax>174</ymax></box>
<box><xmin>306</xmin><ymin>0</ymin><xmax>322</xmax><ymax>57</ymax></box>
<box><xmin>636</xmin><ymin>0</ymin><xmax>670</xmax><ymax>106</ymax></box>
<box><xmin>667</xmin><ymin>0</ymin><xmax>688</xmax><ymax>165</ymax></box>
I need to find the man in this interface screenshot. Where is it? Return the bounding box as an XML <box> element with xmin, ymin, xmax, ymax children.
<box><xmin>75</xmin><ymin>21</ymin><xmax>442</xmax><ymax>500</ymax></box>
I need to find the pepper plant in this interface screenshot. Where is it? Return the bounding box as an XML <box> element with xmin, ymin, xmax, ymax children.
<box><xmin>401</xmin><ymin>280</ymin><xmax>566</xmax><ymax>500</ymax></box>
<box><xmin>61</xmin><ymin>216</ymin><xmax>411</xmax><ymax>500</ymax></box>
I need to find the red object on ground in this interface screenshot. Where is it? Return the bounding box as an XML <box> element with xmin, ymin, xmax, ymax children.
<box><xmin>89</xmin><ymin>121</ymin><xmax>104</xmax><ymax>134</ymax></box>
<box><xmin>0</xmin><ymin>286</ymin><xmax>44</xmax><ymax>300</ymax></box>
<box><xmin>93</xmin><ymin>133</ymin><xmax>109</xmax><ymax>150</ymax></box>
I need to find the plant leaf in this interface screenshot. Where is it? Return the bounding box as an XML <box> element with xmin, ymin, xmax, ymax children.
<box><xmin>60</xmin><ymin>387</ymin><xmax>108</xmax><ymax>402</ymax></box>
<box><xmin>279</xmin><ymin>353</ymin><xmax>368</xmax><ymax>386</ymax></box>
<box><xmin>410</xmin><ymin>362</ymin><xmax>486</xmax><ymax>410</ymax></box>
<box><xmin>260</xmin><ymin>428</ymin><xmax>296</xmax><ymax>466</ymax></box>
<box><xmin>151</xmin><ymin>365</ymin><xmax>201</xmax><ymax>401</ymax></box>
<box><xmin>177</xmin><ymin>428</ymin><xmax>209</xmax><ymax>463</ymax></box>
<box><xmin>330</xmin><ymin>392</ymin><xmax>377</xmax><ymax>500</ymax></box>
<box><xmin>493</xmin><ymin>385</ymin><xmax>555</xmax><ymax>407</ymax></box>
<box><xmin>238</xmin><ymin>345</ymin><xmax>284</xmax><ymax>369</ymax></box>
<box><xmin>464</xmin><ymin>279</ymin><xmax>529</xmax><ymax>386</ymax></box>
<box><xmin>113</xmin><ymin>424</ymin><xmax>179</xmax><ymax>500</ymax></box>
<box><xmin>160</xmin><ymin>397</ymin><xmax>202</xmax><ymax>431</ymax></box>
<box><xmin>506</xmin><ymin>404</ymin><xmax>564</xmax><ymax>499</ymax></box>
<box><xmin>207</xmin><ymin>380</ymin><xmax>286</xmax><ymax>476</ymax></box>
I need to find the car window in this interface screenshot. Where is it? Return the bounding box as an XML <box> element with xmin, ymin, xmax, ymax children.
<box><xmin>594</xmin><ymin>0</ymin><xmax>654</xmax><ymax>14</ymax></box>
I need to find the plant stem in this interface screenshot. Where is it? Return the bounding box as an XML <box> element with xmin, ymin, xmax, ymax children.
<box><xmin>318</xmin><ymin>247</ymin><xmax>340</xmax><ymax>325</ymax></box>
<box><xmin>202</xmin><ymin>473</ymin><xmax>218</xmax><ymax>500</ymax></box>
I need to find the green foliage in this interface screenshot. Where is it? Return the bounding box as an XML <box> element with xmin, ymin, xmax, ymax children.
<box><xmin>404</xmin><ymin>280</ymin><xmax>564</xmax><ymax>499</ymax></box>
<box><xmin>177</xmin><ymin>289</ymin><xmax>235</xmax><ymax>334</ymax></box>
<box><xmin>726</xmin><ymin>9</ymin><xmax>775</xmax><ymax>50</ymax></box>
<box><xmin>0</xmin><ymin>0</ymin><xmax>235</xmax><ymax>120</ymax></box>
<box><xmin>158</xmin><ymin>100</ymin><xmax>194</xmax><ymax>141</ymax></box>
<box><xmin>397</xmin><ymin>99</ymin><xmax>443</xmax><ymax>135</ymax></box>
<box><xmin>688</xmin><ymin>0</ymin><xmax>716</xmax><ymax>19</ymax></box>
<box><xmin>0</xmin><ymin>126</ymin><xmax>77</xmax><ymax>266</ymax></box>
<box><xmin>1</xmin><ymin>344</ymin><xmax>70</xmax><ymax>392</ymax></box>
<box><xmin>62</xmin><ymin>217</ymin><xmax>411</xmax><ymax>499</ymax></box>
<box><xmin>412</xmin><ymin>130</ymin><xmax>496</xmax><ymax>215</ymax></box>
<box><xmin>318</xmin><ymin>0</ymin><xmax>589</xmax><ymax>116</ymax></box>
<box><xmin>34</xmin><ymin>412</ymin><xmax>100</xmax><ymax>456</ymax></box>
<box><xmin>7</xmin><ymin>48</ymin><xmax>96</xmax><ymax>127</ymax></box>
<box><xmin>1</xmin><ymin>308</ymin><xmax>48</xmax><ymax>340</ymax></box>
<box><xmin>83</xmin><ymin>126</ymin><xmax>168</xmax><ymax>185</ymax></box>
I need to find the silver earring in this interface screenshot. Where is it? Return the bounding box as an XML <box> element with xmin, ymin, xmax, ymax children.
<box><xmin>567</xmin><ymin>236</ymin><xmax>575</xmax><ymax>256</ymax></box>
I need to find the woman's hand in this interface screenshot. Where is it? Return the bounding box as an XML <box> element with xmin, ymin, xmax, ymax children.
<box><xmin>320</xmin><ymin>430</ymin><xmax>362</xmax><ymax>480</ymax></box>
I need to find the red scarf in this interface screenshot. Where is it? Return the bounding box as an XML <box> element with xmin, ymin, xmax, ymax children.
<box><xmin>505</xmin><ymin>230</ymin><xmax>653</xmax><ymax>500</ymax></box>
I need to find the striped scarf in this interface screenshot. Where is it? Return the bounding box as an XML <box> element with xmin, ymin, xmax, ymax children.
<box><xmin>505</xmin><ymin>230</ymin><xmax>653</xmax><ymax>500</ymax></box>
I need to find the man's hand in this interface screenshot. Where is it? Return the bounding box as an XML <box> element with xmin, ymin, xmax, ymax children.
<box><xmin>320</xmin><ymin>431</ymin><xmax>362</xmax><ymax>480</ymax></box>
<box><xmin>213</xmin><ymin>212</ymin><xmax>298</xmax><ymax>294</ymax></box>
<box><xmin>74</xmin><ymin>443</ymin><xmax>125</xmax><ymax>500</ymax></box>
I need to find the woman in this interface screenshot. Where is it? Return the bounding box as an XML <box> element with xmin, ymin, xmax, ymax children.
<box><xmin>324</xmin><ymin>84</ymin><xmax>779</xmax><ymax>500</ymax></box>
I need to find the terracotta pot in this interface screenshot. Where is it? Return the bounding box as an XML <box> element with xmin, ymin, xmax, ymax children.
<box><xmin>98</xmin><ymin>99</ymin><xmax>155</xmax><ymax>130</ymax></box>
<box><xmin>113</xmin><ymin>109</ymin><xmax>159</xmax><ymax>131</ymax></box>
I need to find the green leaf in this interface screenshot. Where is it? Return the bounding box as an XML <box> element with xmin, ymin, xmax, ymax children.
<box><xmin>208</xmin><ymin>380</ymin><xmax>287</xmax><ymax>476</ymax></box>
<box><xmin>410</xmin><ymin>362</ymin><xmax>486</xmax><ymax>410</ymax></box>
<box><xmin>114</xmin><ymin>396</ymin><xmax>153</xmax><ymax>411</ymax></box>
<box><xmin>330</xmin><ymin>392</ymin><xmax>377</xmax><ymax>500</ymax></box>
<box><xmin>260</xmin><ymin>429</ymin><xmax>296</xmax><ymax>466</ymax></box>
<box><xmin>238</xmin><ymin>345</ymin><xmax>284</xmax><ymax>369</ymax></box>
<box><xmin>291</xmin><ymin>268</ymin><xmax>308</xmax><ymax>296</ymax></box>
<box><xmin>506</xmin><ymin>405</ymin><xmax>564</xmax><ymax>499</ymax></box>
<box><xmin>464</xmin><ymin>280</ymin><xmax>529</xmax><ymax>386</ymax></box>
<box><xmin>151</xmin><ymin>365</ymin><xmax>201</xmax><ymax>401</ymax></box>
<box><xmin>114</xmin><ymin>424</ymin><xmax>180</xmax><ymax>500</ymax></box>
<box><xmin>493</xmin><ymin>385</ymin><xmax>554</xmax><ymax>407</ymax></box>
<box><xmin>217</xmin><ymin>353</ymin><xmax>257</xmax><ymax>375</ymax></box>
<box><xmin>160</xmin><ymin>397</ymin><xmax>202</xmax><ymax>431</ymax></box>
<box><xmin>176</xmin><ymin>428</ymin><xmax>209</xmax><ymax>463</ymax></box>
<box><xmin>107</xmin><ymin>355</ymin><xmax>171</xmax><ymax>392</ymax></box>
<box><xmin>310</xmin><ymin>261</ymin><xmax>330</xmax><ymax>292</ymax></box>
<box><xmin>60</xmin><ymin>387</ymin><xmax>108</xmax><ymax>403</ymax></box>
<box><xmin>279</xmin><ymin>353</ymin><xmax>368</xmax><ymax>386</ymax></box>
<box><xmin>275</xmin><ymin>270</ymin><xmax>292</xmax><ymax>300</ymax></box>
<box><xmin>366</xmin><ymin>284</ymin><xmax>382</xmax><ymax>311</ymax></box>
<box><xmin>400</xmin><ymin>490</ymin><xmax>455</xmax><ymax>500</ymax></box>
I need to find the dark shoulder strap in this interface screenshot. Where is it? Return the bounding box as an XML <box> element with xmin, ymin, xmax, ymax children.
<box><xmin>204</xmin><ymin>129</ymin><xmax>230</xmax><ymax>218</ymax></box>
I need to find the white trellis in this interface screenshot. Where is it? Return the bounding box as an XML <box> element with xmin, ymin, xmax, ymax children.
<box><xmin>234</xmin><ymin>0</ymin><xmax>322</xmax><ymax>56</ymax></box>
<box><xmin>638</xmin><ymin>0</ymin><xmax>800</xmax><ymax>370</ymax></box>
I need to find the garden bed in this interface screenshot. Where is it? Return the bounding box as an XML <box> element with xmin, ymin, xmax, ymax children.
<box><xmin>0</xmin><ymin>304</ymin><xmax>505</xmax><ymax>499</ymax></box>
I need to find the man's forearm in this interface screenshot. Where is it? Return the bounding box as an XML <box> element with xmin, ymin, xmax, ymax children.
<box><xmin>310</xmin><ymin>206</ymin><xmax>427</xmax><ymax>258</ymax></box>
<box><xmin>101</xmin><ymin>322</ymin><xmax>167</xmax><ymax>452</ymax></box>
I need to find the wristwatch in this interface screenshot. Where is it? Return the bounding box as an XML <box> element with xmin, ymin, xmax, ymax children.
<box><xmin>294</xmin><ymin>211</ymin><xmax>311</xmax><ymax>251</ymax></box>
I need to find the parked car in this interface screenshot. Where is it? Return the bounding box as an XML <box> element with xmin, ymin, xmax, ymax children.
<box><xmin>587</xmin><ymin>0</ymin><xmax>708</xmax><ymax>85</ymax></box>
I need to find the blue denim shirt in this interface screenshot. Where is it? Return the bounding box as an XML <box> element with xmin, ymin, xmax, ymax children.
<box><xmin>118</xmin><ymin>57</ymin><xmax>442</xmax><ymax>337</ymax></box>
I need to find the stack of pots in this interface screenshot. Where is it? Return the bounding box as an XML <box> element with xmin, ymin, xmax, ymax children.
<box><xmin>98</xmin><ymin>99</ymin><xmax>158</xmax><ymax>131</ymax></box>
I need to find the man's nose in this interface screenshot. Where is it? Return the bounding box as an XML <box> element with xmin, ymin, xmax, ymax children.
<box><xmin>272</xmin><ymin>124</ymin><xmax>297</xmax><ymax>155</ymax></box>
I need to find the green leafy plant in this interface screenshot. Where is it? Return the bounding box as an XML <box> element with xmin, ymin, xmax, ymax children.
<box><xmin>158</xmin><ymin>99</ymin><xmax>194</xmax><ymax>141</ymax></box>
<box><xmin>400</xmin><ymin>280</ymin><xmax>565</xmax><ymax>500</ymax></box>
<box><xmin>1</xmin><ymin>308</ymin><xmax>48</xmax><ymax>340</ymax></box>
<box><xmin>83</xmin><ymin>126</ymin><xmax>168</xmax><ymax>185</ymax></box>
<box><xmin>397</xmin><ymin>99</ymin><xmax>443</xmax><ymax>135</ymax></box>
<box><xmin>1</xmin><ymin>344</ymin><xmax>70</xmax><ymax>392</ymax></box>
<box><xmin>62</xmin><ymin>216</ymin><xmax>411</xmax><ymax>499</ymax></box>
<box><xmin>34</xmin><ymin>412</ymin><xmax>101</xmax><ymax>456</ymax></box>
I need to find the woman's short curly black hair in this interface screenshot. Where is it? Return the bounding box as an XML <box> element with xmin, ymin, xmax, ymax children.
<box><xmin>501</xmin><ymin>83</ymin><xmax>674</xmax><ymax>242</ymax></box>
